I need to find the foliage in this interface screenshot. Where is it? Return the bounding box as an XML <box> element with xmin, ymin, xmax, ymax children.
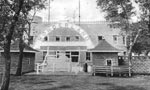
<box><xmin>0</xmin><ymin>0</ymin><xmax>46</xmax><ymax>90</ymax></box>
<box><xmin>97</xmin><ymin>0</ymin><xmax>150</xmax><ymax>56</ymax></box>
<box><xmin>0</xmin><ymin>0</ymin><xmax>46</xmax><ymax>46</ymax></box>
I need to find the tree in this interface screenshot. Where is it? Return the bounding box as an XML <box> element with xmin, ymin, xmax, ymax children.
<box><xmin>0</xmin><ymin>0</ymin><xmax>46</xmax><ymax>89</ymax></box>
<box><xmin>0</xmin><ymin>0</ymin><xmax>24</xmax><ymax>90</ymax></box>
<box><xmin>97</xmin><ymin>0</ymin><xmax>146</xmax><ymax>65</ymax></box>
<box><xmin>132</xmin><ymin>0</ymin><xmax>150</xmax><ymax>56</ymax></box>
<box><xmin>15</xmin><ymin>0</ymin><xmax>46</xmax><ymax>76</ymax></box>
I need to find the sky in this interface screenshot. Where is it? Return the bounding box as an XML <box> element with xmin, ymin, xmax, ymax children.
<box><xmin>35</xmin><ymin>0</ymin><xmax>106</xmax><ymax>22</ymax></box>
<box><xmin>33</xmin><ymin>0</ymin><xmax>140</xmax><ymax>22</ymax></box>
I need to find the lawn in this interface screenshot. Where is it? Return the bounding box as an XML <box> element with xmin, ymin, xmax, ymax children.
<box><xmin>0</xmin><ymin>74</ymin><xmax>150</xmax><ymax>90</ymax></box>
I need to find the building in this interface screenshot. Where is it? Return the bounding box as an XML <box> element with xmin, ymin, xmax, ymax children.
<box><xmin>0</xmin><ymin>40</ymin><xmax>37</xmax><ymax>74</ymax></box>
<box><xmin>28</xmin><ymin>17</ymin><xmax>128</xmax><ymax>74</ymax></box>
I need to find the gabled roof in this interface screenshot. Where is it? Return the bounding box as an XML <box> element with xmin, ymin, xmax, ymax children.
<box><xmin>0</xmin><ymin>40</ymin><xmax>38</xmax><ymax>53</ymax></box>
<box><xmin>89</xmin><ymin>39</ymin><xmax>121</xmax><ymax>52</ymax></box>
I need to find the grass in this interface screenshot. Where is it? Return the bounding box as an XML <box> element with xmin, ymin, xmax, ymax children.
<box><xmin>1</xmin><ymin>74</ymin><xmax>150</xmax><ymax>90</ymax></box>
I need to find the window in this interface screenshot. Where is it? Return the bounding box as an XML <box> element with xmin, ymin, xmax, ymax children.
<box><xmin>66</xmin><ymin>36</ymin><xmax>70</xmax><ymax>41</ymax></box>
<box><xmin>113</xmin><ymin>35</ymin><xmax>118</xmax><ymax>44</ymax></box>
<box><xmin>86</xmin><ymin>52</ymin><xmax>91</xmax><ymax>61</ymax></box>
<box><xmin>71</xmin><ymin>52</ymin><xmax>79</xmax><ymax>55</ymax></box>
<box><xmin>66</xmin><ymin>52</ymin><xmax>70</xmax><ymax>58</ymax></box>
<box><xmin>106</xmin><ymin>59</ymin><xmax>112</xmax><ymax>66</ymax></box>
<box><xmin>44</xmin><ymin>36</ymin><xmax>48</xmax><ymax>41</ymax></box>
<box><xmin>71</xmin><ymin>51</ymin><xmax>79</xmax><ymax>62</ymax></box>
<box><xmin>118</xmin><ymin>57</ymin><xmax>125</xmax><ymax>65</ymax></box>
<box><xmin>56</xmin><ymin>51</ymin><xmax>60</xmax><ymax>58</ymax></box>
<box><xmin>27</xmin><ymin>58</ymin><xmax>31</xmax><ymax>64</ymax></box>
<box><xmin>98</xmin><ymin>36</ymin><xmax>103</xmax><ymax>40</ymax></box>
<box><xmin>75</xmin><ymin>36</ymin><xmax>79</xmax><ymax>41</ymax></box>
<box><xmin>72</xmin><ymin>56</ymin><xmax>78</xmax><ymax>62</ymax></box>
<box><xmin>56</xmin><ymin>36</ymin><xmax>60</xmax><ymax>41</ymax></box>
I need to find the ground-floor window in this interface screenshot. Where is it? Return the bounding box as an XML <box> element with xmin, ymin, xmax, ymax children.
<box><xmin>106</xmin><ymin>59</ymin><xmax>112</xmax><ymax>66</ymax></box>
<box><xmin>44</xmin><ymin>51</ymin><xmax>79</xmax><ymax>63</ymax></box>
<box><xmin>71</xmin><ymin>51</ymin><xmax>79</xmax><ymax>62</ymax></box>
<box><xmin>118</xmin><ymin>56</ymin><xmax>125</xmax><ymax>65</ymax></box>
<box><xmin>86</xmin><ymin>52</ymin><xmax>91</xmax><ymax>61</ymax></box>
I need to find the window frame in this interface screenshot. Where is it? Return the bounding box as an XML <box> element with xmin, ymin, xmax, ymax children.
<box><xmin>98</xmin><ymin>36</ymin><xmax>103</xmax><ymax>40</ymax></box>
<box><xmin>66</xmin><ymin>36</ymin><xmax>71</xmax><ymax>41</ymax></box>
<box><xmin>113</xmin><ymin>35</ymin><xmax>118</xmax><ymax>44</ymax></box>
<box><xmin>26</xmin><ymin>58</ymin><xmax>31</xmax><ymax>65</ymax></box>
<box><xmin>56</xmin><ymin>36</ymin><xmax>60</xmax><ymax>41</ymax></box>
<box><xmin>86</xmin><ymin>52</ymin><xmax>91</xmax><ymax>61</ymax></box>
<box><xmin>44</xmin><ymin>36</ymin><xmax>48</xmax><ymax>41</ymax></box>
<box><xmin>75</xmin><ymin>36</ymin><xmax>80</xmax><ymax>41</ymax></box>
<box><xmin>106</xmin><ymin>59</ymin><xmax>113</xmax><ymax>66</ymax></box>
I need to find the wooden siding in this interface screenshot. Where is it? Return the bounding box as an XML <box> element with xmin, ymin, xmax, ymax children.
<box><xmin>0</xmin><ymin>52</ymin><xmax>35</xmax><ymax>74</ymax></box>
<box><xmin>92</xmin><ymin>52</ymin><xmax>118</xmax><ymax>66</ymax></box>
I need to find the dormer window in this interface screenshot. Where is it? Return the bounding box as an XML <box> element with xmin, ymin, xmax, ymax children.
<box><xmin>98</xmin><ymin>36</ymin><xmax>103</xmax><ymax>40</ymax></box>
<box><xmin>113</xmin><ymin>35</ymin><xmax>118</xmax><ymax>44</ymax></box>
<box><xmin>75</xmin><ymin>36</ymin><xmax>79</xmax><ymax>41</ymax></box>
<box><xmin>66</xmin><ymin>36</ymin><xmax>70</xmax><ymax>41</ymax></box>
<box><xmin>56</xmin><ymin>36</ymin><xmax>60</xmax><ymax>41</ymax></box>
<box><xmin>44</xmin><ymin>36</ymin><xmax>48</xmax><ymax>41</ymax></box>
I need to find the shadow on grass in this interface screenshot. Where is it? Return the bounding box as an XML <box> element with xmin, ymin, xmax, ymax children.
<box><xmin>96</xmin><ymin>82</ymin><xmax>146</xmax><ymax>90</ymax></box>
<box><xmin>107</xmin><ymin>85</ymin><xmax>147</xmax><ymax>90</ymax></box>
<box><xmin>22</xmin><ymin>80</ymin><xmax>56</xmax><ymax>85</ymax></box>
<box><xmin>96</xmin><ymin>82</ymin><xmax>115</xmax><ymax>86</ymax></box>
<box><xmin>41</xmin><ymin>85</ymin><xmax>72</xmax><ymax>90</ymax></box>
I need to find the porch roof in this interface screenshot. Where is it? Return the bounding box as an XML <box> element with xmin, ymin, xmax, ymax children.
<box><xmin>89</xmin><ymin>40</ymin><xmax>121</xmax><ymax>52</ymax></box>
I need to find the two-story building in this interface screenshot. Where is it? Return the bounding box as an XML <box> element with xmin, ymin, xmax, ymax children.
<box><xmin>27</xmin><ymin>16</ymin><xmax>127</xmax><ymax>73</ymax></box>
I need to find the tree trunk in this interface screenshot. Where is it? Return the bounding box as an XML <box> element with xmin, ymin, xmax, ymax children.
<box><xmin>1</xmin><ymin>39</ymin><xmax>11</xmax><ymax>90</ymax></box>
<box><xmin>127</xmin><ymin>30</ymin><xmax>141</xmax><ymax>66</ymax></box>
<box><xmin>1</xmin><ymin>1</ymin><xmax>24</xmax><ymax>90</ymax></box>
<box><xmin>15</xmin><ymin>30</ymin><xmax>25</xmax><ymax>76</ymax></box>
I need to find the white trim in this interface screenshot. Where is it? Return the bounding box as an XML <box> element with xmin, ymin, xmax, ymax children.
<box><xmin>37</xmin><ymin>41</ymin><xmax>87</xmax><ymax>46</ymax></box>
<box><xmin>40</xmin><ymin>49</ymin><xmax>87</xmax><ymax>52</ymax></box>
<box><xmin>105</xmin><ymin>59</ymin><xmax>113</xmax><ymax>66</ymax></box>
<box><xmin>89</xmin><ymin>50</ymin><xmax>120</xmax><ymax>52</ymax></box>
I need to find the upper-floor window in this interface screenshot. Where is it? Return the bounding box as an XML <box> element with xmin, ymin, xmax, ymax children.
<box><xmin>75</xmin><ymin>36</ymin><xmax>80</xmax><ymax>41</ymax></box>
<box><xmin>98</xmin><ymin>36</ymin><xmax>103</xmax><ymax>40</ymax></box>
<box><xmin>56</xmin><ymin>36</ymin><xmax>60</xmax><ymax>41</ymax></box>
<box><xmin>113</xmin><ymin>35</ymin><xmax>118</xmax><ymax>44</ymax></box>
<box><xmin>44</xmin><ymin>36</ymin><xmax>48</xmax><ymax>41</ymax></box>
<box><xmin>66</xmin><ymin>36</ymin><xmax>70</xmax><ymax>41</ymax></box>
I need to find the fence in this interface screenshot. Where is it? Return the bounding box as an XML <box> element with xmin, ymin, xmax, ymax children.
<box><xmin>119</xmin><ymin>56</ymin><xmax>150</xmax><ymax>74</ymax></box>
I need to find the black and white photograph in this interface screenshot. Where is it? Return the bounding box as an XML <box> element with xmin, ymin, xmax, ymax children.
<box><xmin>0</xmin><ymin>0</ymin><xmax>150</xmax><ymax>90</ymax></box>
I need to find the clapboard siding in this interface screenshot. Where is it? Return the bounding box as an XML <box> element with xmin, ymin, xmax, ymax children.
<box><xmin>0</xmin><ymin>52</ymin><xmax>35</xmax><ymax>74</ymax></box>
<box><xmin>92</xmin><ymin>52</ymin><xmax>118</xmax><ymax>66</ymax></box>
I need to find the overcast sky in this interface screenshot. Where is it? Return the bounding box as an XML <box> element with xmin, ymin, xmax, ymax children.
<box><xmin>35</xmin><ymin>0</ymin><xmax>105</xmax><ymax>22</ymax></box>
<box><xmin>33</xmin><ymin>0</ymin><xmax>140</xmax><ymax>22</ymax></box>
